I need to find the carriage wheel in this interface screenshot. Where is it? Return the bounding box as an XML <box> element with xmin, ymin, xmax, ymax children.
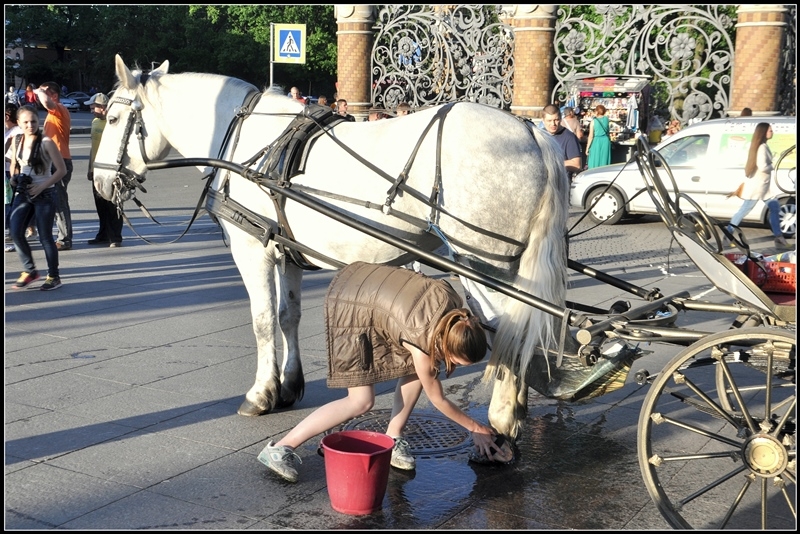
<box><xmin>637</xmin><ymin>327</ymin><xmax>796</xmax><ymax>529</ymax></box>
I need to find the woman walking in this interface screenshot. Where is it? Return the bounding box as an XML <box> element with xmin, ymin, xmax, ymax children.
<box><xmin>726</xmin><ymin>122</ymin><xmax>792</xmax><ymax>250</ymax></box>
<box><xmin>257</xmin><ymin>261</ymin><xmax>502</xmax><ymax>482</ymax></box>
<box><xmin>8</xmin><ymin>104</ymin><xmax>66</xmax><ymax>290</ymax></box>
<box><xmin>585</xmin><ymin>104</ymin><xmax>611</xmax><ymax>168</ymax></box>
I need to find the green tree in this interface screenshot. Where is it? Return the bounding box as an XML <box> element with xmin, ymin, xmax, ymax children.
<box><xmin>5</xmin><ymin>5</ymin><xmax>337</xmax><ymax>95</ymax></box>
<box><xmin>192</xmin><ymin>5</ymin><xmax>337</xmax><ymax>95</ymax></box>
<box><xmin>4</xmin><ymin>5</ymin><xmax>102</xmax><ymax>88</ymax></box>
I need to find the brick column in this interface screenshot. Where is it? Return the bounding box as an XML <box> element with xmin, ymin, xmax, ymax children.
<box><xmin>335</xmin><ymin>5</ymin><xmax>375</xmax><ymax>121</ymax></box>
<box><xmin>730</xmin><ymin>5</ymin><xmax>789</xmax><ymax>117</ymax></box>
<box><xmin>504</xmin><ymin>5</ymin><xmax>558</xmax><ymax>118</ymax></box>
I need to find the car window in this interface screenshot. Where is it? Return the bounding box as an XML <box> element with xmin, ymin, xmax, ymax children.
<box><xmin>659</xmin><ymin>135</ymin><xmax>710</xmax><ymax>166</ymax></box>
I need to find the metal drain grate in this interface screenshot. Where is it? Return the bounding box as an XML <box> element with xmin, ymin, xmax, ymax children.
<box><xmin>340</xmin><ymin>409</ymin><xmax>472</xmax><ymax>459</ymax></box>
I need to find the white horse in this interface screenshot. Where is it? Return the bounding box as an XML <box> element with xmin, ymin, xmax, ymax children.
<box><xmin>92</xmin><ymin>55</ymin><xmax>570</xmax><ymax>439</ymax></box>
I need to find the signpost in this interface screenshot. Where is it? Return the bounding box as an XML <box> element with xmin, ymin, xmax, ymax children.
<box><xmin>269</xmin><ymin>23</ymin><xmax>306</xmax><ymax>88</ymax></box>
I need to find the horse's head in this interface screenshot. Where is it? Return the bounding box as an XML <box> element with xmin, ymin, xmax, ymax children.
<box><xmin>93</xmin><ymin>54</ymin><xmax>172</xmax><ymax>204</ymax></box>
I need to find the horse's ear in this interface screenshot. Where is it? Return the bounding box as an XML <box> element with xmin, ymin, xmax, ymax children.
<box><xmin>152</xmin><ymin>59</ymin><xmax>169</xmax><ymax>75</ymax></box>
<box><xmin>115</xmin><ymin>54</ymin><xmax>137</xmax><ymax>90</ymax></box>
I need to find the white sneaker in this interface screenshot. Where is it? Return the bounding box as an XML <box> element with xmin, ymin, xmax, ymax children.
<box><xmin>390</xmin><ymin>437</ymin><xmax>415</xmax><ymax>470</ymax></box>
<box><xmin>257</xmin><ymin>441</ymin><xmax>302</xmax><ymax>482</ymax></box>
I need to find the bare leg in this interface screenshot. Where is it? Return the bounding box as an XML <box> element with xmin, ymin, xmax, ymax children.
<box><xmin>275</xmin><ymin>385</ymin><xmax>375</xmax><ymax>449</ymax></box>
<box><xmin>386</xmin><ymin>374</ymin><xmax>423</xmax><ymax>438</ymax></box>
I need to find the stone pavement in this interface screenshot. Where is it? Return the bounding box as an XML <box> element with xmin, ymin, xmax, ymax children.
<box><xmin>4</xmin><ymin>149</ymin><xmax>795</xmax><ymax>529</ymax></box>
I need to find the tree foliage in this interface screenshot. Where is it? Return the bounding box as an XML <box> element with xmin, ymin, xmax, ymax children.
<box><xmin>4</xmin><ymin>5</ymin><xmax>337</xmax><ymax>95</ymax></box>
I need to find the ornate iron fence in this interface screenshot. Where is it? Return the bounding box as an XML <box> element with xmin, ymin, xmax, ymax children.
<box><xmin>553</xmin><ymin>5</ymin><xmax>737</xmax><ymax>125</ymax></box>
<box><xmin>369</xmin><ymin>5</ymin><xmax>794</xmax><ymax>121</ymax></box>
<box><xmin>777</xmin><ymin>4</ymin><xmax>796</xmax><ymax>117</ymax></box>
<box><xmin>370</xmin><ymin>5</ymin><xmax>514</xmax><ymax>111</ymax></box>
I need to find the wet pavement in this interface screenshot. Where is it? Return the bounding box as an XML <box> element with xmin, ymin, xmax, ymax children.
<box><xmin>5</xmin><ymin>147</ymin><xmax>796</xmax><ymax>529</ymax></box>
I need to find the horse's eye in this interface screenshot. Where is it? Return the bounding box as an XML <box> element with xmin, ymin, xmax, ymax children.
<box><xmin>108</xmin><ymin>116</ymin><xmax>117</xmax><ymax>125</ymax></box>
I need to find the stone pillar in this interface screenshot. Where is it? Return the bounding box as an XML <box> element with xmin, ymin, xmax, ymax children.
<box><xmin>335</xmin><ymin>5</ymin><xmax>375</xmax><ymax>121</ymax></box>
<box><xmin>729</xmin><ymin>5</ymin><xmax>789</xmax><ymax>117</ymax></box>
<box><xmin>504</xmin><ymin>5</ymin><xmax>558</xmax><ymax>118</ymax></box>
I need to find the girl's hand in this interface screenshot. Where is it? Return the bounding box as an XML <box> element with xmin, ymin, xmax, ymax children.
<box><xmin>470</xmin><ymin>423</ymin><xmax>499</xmax><ymax>458</ymax></box>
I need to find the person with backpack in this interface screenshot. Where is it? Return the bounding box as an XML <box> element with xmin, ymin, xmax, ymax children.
<box><xmin>8</xmin><ymin>104</ymin><xmax>67</xmax><ymax>290</ymax></box>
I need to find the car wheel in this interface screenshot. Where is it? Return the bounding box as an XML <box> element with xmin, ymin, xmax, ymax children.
<box><xmin>777</xmin><ymin>196</ymin><xmax>796</xmax><ymax>238</ymax></box>
<box><xmin>585</xmin><ymin>186</ymin><xmax>626</xmax><ymax>225</ymax></box>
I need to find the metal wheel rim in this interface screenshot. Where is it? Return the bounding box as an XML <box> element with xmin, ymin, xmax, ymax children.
<box><xmin>638</xmin><ymin>327</ymin><xmax>796</xmax><ymax>529</ymax></box>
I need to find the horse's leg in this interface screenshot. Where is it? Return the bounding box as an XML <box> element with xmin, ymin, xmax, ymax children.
<box><xmin>227</xmin><ymin>233</ymin><xmax>282</xmax><ymax>416</ymax></box>
<box><xmin>488</xmin><ymin>371</ymin><xmax>527</xmax><ymax>440</ymax></box>
<box><xmin>275</xmin><ymin>261</ymin><xmax>305</xmax><ymax>408</ymax></box>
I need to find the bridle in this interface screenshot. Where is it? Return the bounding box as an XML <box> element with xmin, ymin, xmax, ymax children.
<box><xmin>92</xmin><ymin>94</ymin><xmax>151</xmax><ymax>203</ymax></box>
<box><xmin>89</xmin><ymin>76</ymin><xmax>262</xmax><ymax>244</ymax></box>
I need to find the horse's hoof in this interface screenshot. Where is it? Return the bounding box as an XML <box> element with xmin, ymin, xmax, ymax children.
<box><xmin>237</xmin><ymin>399</ymin><xmax>269</xmax><ymax>416</ymax></box>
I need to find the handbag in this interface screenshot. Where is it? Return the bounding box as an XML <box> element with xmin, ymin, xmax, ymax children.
<box><xmin>727</xmin><ymin>182</ymin><xmax>745</xmax><ymax>199</ymax></box>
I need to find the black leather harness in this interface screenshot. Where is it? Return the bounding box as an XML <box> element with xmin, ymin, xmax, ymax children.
<box><xmin>96</xmin><ymin>74</ymin><xmax>535</xmax><ymax>271</ymax></box>
<box><xmin>207</xmin><ymin>104</ymin><xmax>349</xmax><ymax>270</ymax></box>
<box><xmin>206</xmin><ymin>101</ymin><xmax>538</xmax><ymax>271</ymax></box>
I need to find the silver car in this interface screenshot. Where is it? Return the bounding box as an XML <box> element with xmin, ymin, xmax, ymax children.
<box><xmin>59</xmin><ymin>96</ymin><xmax>80</xmax><ymax>112</ymax></box>
<box><xmin>570</xmin><ymin>116</ymin><xmax>796</xmax><ymax>237</ymax></box>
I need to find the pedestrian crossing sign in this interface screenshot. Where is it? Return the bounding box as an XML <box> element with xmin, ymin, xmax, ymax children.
<box><xmin>273</xmin><ymin>24</ymin><xmax>306</xmax><ymax>64</ymax></box>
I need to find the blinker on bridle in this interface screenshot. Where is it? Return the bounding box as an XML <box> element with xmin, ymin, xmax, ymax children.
<box><xmin>92</xmin><ymin>88</ymin><xmax>150</xmax><ymax>197</ymax></box>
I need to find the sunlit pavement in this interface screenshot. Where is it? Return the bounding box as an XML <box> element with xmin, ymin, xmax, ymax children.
<box><xmin>5</xmin><ymin>150</ymin><xmax>794</xmax><ymax>529</ymax></box>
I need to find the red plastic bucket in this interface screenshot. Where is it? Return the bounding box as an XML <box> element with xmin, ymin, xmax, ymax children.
<box><xmin>321</xmin><ymin>430</ymin><xmax>395</xmax><ymax>515</ymax></box>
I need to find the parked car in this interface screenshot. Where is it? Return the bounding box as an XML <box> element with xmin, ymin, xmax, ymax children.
<box><xmin>59</xmin><ymin>96</ymin><xmax>80</xmax><ymax>112</ymax></box>
<box><xmin>66</xmin><ymin>91</ymin><xmax>93</xmax><ymax>110</ymax></box>
<box><xmin>570</xmin><ymin>116</ymin><xmax>797</xmax><ymax>237</ymax></box>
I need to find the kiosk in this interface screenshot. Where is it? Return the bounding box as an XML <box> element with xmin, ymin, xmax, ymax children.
<box><xmin>565</xmin><ymin>75</ymin><xmax>652</xmax><ymax>163</ymax></box>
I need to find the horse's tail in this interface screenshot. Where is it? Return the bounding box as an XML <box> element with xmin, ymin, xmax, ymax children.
<box><xmin>483</xmin><ymin>123</ymin><xmax>569</xmax><ymax>439</ymax></box>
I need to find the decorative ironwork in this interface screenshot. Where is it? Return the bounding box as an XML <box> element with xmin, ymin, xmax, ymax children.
<box><xmin>777</xmin><ymin>4</ymin><xmax>796</xmax><ymax>117</ymax></box>
<box><xmin>371</xmin><ymin>5</ymin><xmax>514</xmax><ymax>111</ymax></box>
<box><xmin>553</xmin><ymin>5</ymin><xmax>736</xmax><ymax>125</ymax></box>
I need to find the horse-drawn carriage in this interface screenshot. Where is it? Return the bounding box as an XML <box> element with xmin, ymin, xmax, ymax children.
<box><xmin>92</xmin><ymin>55</ymin><xmax>795</xmax><ymax>529</ymax></box>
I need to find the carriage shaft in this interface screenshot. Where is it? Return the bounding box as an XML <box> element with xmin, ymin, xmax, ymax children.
<box><xmin>148</xmin><ymin>157</ymin><xmax>572</xmax><ymax>321</ymax></box>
